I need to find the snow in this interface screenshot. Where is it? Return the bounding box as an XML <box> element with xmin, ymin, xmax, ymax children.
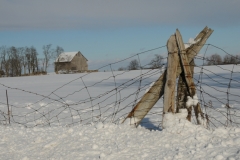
<box><xmin>162</xmin><ymin>109</ymin><xmax>188</xmax><ymax>129</ymax></box>
<box><xmin>1</xmin><ymin>122</ymin><xmax>240</xmax><ymax>159</ymax></box>
<box><xmin>122</xmin><ymin>117</ymin><xmax>141</xmax><ymax>127</ymax></box>
<box><xmin>186</xmin><ymin>94</ymin><xmax>199</xmax><ymax>108</ymax></box>
<box><xmin>197</xmin><ymin>113</ymin><xmax>208</xmax><ymax>128</ymax></box>
<box><xmin>55</xmin><ymin>51</ymin><xmax>79</xmax><ymax>62</ymax></box>
<box><xmin>184</xmin><ymin>37</ymin><xmax>201</xmax><ymax>49</ymax></box>
<box><xmin>144</xmin><ymin>81</ymin><xmax>155</xmax><ymax>93</ymax></box>
<box><xmin>0</xmin><ymin>65</ymin><xmax>240</xmax><ymax>159</ymax></box>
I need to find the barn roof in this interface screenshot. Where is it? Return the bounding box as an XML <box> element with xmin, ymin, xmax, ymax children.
<box><xmin>55</xmin><ymin>51</ymin><xmax>88</xmax><ymax>62</ymax></box>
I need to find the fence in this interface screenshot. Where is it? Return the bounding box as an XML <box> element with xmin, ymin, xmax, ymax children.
<box><xmin>0</xmin><ymin>43</ymin><xmax>240</xmax><ymax>130</ymax></box>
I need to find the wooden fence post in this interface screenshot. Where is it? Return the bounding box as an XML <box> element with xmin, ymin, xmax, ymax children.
<box><xmin>6</xmin><ymin>90</ymin><xmax>10</xmax><ymax>124</ymax></box>
<box><xmin>163</xmin><ymin>35</ymin><xmax>179</xmax><ymax>113</ymax></box>
<box><xmin>176</xmin><ymin>60</ymin><xmax>195</xmax><ymax>121</ymax></box>
<box><xmin>123</xmin><ymin>27</ymin><xmax>213</xmax><ymax>127</ymax></box>
<box><xmin>175</xmin><ymin>29</ymin><xmax>205</xmax><ymax>124</ymax></box>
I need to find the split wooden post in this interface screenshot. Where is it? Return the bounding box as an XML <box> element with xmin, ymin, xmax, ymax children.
<box><xmin>175</xmin><ymin>29</ymin><xmax>204</xmax><ymax>123</ymax></box>
<box><xmin>176</xmin><ymin>29</ymin><xmax>195</xmax><ymax>96</ymax></box>
<box><xmin>176</xmin><ymin>60</ymin><xmax>195</xmax><ymax>121</ymax></box>
<box><xmin>123</xmin><ymin>27</ymin><xmax>213</xmax><ymax>127</ymax></box>
<box><xmin>163</xmin><ymin>35</ymin><xmax>179</xmax><ymax>113</ymax></box>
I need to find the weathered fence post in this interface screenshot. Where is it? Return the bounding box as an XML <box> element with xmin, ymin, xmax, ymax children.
<box><xmin>123</xmin><ymin>27</ymin><xmax>213</xmax><ymax>127</ymax></box>
<box><xmin>176</xmin><ymin>60</ymin><xmax>195</xmax><ymax>121</ymax></box>
<box><xmin>176</xmin><ymin>29</ymin><xmax>207</xmax><ymax>124</ymax></box>
<box><xmin>6</xmin><ymin>90</ymin><xmax>10</xmax><ymax>124</ymax></box>
<box><xmin>163</xmin><ymin>35</ymin><xmax>179</xmax><ymax>113</ymax></box>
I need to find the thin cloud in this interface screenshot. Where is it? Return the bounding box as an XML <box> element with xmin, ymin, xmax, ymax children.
<box><xmin>0</xmin><ymin>0</ymin><xmax>240</xmax><ymax>30</ymax></box>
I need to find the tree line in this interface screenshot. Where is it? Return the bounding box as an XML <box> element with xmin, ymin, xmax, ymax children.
<box><xmin>0</xmin><ymin>45</ymin><xmax>64</xmax><ymax>77</ymax></box>
<box><xmin>206</xmin><ymin>53</ymin><xmax>240</xmax><ymax>65</ymax></box>
<box><xmin>120</xmin><ymin>53</ymin><xmax>240</xmax><ymax>71</ymax></box>
<box><xmin>118</xmin><ymin>54</ymin><xmax>165</xmax><ymax>71</ymax></box>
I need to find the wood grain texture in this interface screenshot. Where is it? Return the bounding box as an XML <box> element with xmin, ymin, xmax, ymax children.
<box><xmin>163</xmin><ymin>35</ymin><xmax>179</xmax><ymax>113</ymax></box>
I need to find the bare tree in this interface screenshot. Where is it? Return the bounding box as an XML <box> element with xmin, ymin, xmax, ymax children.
<box><xmin>54</xmin><ymin>46</ymin><xmax>64</xmax><ymax>73</ymax></box>
<box><xmin>223</xmin><ymin>54</ymin><xmax>240</xmax><ymax>64</ymax></box>
<box><xmin>206</xmin><ymin>54</ymin><xmax>223</xmax><ymax>65</ymax></box>
<box><xmin>54</xmin><ymin>46</ymin><xmax>64</xmax><ymax>60</ymax></box>
<box><xmin>118</xmin><ymin>67</ymin><xmax>126</xmax><ymax>71</ymax></box>
<box><xmin>128</xmin><ymin>59</ymin><xmax>139</xmax><ymax>70</ymax></box>
<box><xmin>8</xmin><ymin>46</ymin><xmax>19</xmax><ymax>77</ymax></box>
<box><xmin>0</xmin><ymin>45</ymin><xmax>40</xmax><ymax>77</ymax></box>
<box><xmin>42</xmin><ymin>44</ymin><xmax>53</xmax><ymax>73</ymax></box>
<box><xmin>21</xmin><ymin>47</ymin><xmax>28</xmax><ymax>75</ymax></box>
<box><xmin>30</xmin><ymin>46</ymin><xmax>38</xmax><ymax>73</ymax></box>
<box><xmin>17</xmin><ymin>47</ymin><xmax>25</xmax><ymax>76</ymax></box>
<box><xmin>149</xmin><ymin>54</ymin><xmax>164</xmax><ymax>69</ymax></box>
<box><xmin>25</xmin><ymin>47</ymin><xmax>32</xmax><ymax>75</ymax></box>
<box><xmin>0</xmin><ymin>46</ymin><xmax>7</xmax><ymax>76</ymax></box>
<box><xmin>38</xmin><ymin>58</ymin><xmax>46</xmax><ymax>73</ymax></box>
<box><xmin>0</xmin><ymin>46</ymin><xmax>11</xmax><ymax>77</ymax></box>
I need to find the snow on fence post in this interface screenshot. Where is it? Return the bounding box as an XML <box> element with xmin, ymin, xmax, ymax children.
<box><xmin>163</xmin><ymin>35</ymin><xmax>179</xmax><ymax>113</ymax></box>
<box><xmin>123</xmin><ymin>27</ymin><xmax>213</xmax><ymax>127</ymax></box>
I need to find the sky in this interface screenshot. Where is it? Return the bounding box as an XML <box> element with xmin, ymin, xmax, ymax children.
<box><xmin>0</xmin><ymin>0</ymin><xmax>240</xmax><ymax>71</ymax></box>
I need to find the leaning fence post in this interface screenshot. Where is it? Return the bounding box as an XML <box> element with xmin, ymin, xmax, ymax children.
<box><xmin>6</xmin><ymin>90</ymin><xmax>10</xmax><ymax>124</ymax></box>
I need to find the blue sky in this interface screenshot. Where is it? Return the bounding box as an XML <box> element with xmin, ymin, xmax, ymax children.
<box><xmin>0</xmin><ymin>0</ymin><xmax>240</xmax><ymax>71</ymax></box>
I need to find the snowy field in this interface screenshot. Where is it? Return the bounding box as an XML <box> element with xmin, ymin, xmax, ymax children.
<box><xmin>0</xmin><ymin>64</ymin><xmax>240</xmax><ymax>159</ymax></box>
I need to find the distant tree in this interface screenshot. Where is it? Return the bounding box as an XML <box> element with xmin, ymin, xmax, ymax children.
<box><xmin>149</xmin><ymin>54</ymin><xmax>164</xmax><ymax>69</ymax></box>
<box><xmin>223</xmin><ymin>54</ymin><xmax>240</xmax><ymax>64</ymax></box>
<box><xmin>54</xmin><ymin>46</ymin><xmax>64</xmax><ymax>73</ymax></box>
<box><xmin>206</xmin><ymin>54</ymin><xmax>222</xmax><ymax>65</ymax></box>
<box><xmin>17</xmin><ymin>47</ymin><xmax>25</xmax><ymax>75</ymax></box>
<box><xmin>0</xmin><ymin>45</ymin><xmax>40</xmax><ymax>77</ymax></box>
<box><xmin>118</xmin><ymin>67</ymin><xmax>126</xmax><ymax>71</ymax></box>
<box><xmin>21</xmin><ymin>47</ymin><xmax>29</xmax><ymax>75</ymax></box>
<box><xmin>42</xmin><ymin>44</ymin><xmax>53</xmax><ymax>73</ymax></box>
<box><xmin>54</xmin><ymin>46</ymin><xmax>64</xmax><ymax>60</ymax></box>
<box><xmin>0</xmin><ymin>69</ymin><xmax>4</xmax><ymax>77</ymax></box>
<box><xmin>39</xmin><ymin>58</ymin><xmax>45</xmax><ymax>73</ymax></box>
<box><xmin>24</xmin><ymin>46</ymin><xmax>38</xmax><ymax>75</ymax></box>
<box><xmin>128</xmin><ymin>59</ymin><xmax>139</xmax><ymax>70</ymax></box>
<box><xmin>8</xmin><ymin>46</ymin><xmax>19</xmax><ymax>77</ymax></box>
<box><xmin>25</xmin><ymin>47</ymin><xmax>31</xmax><ymax>74</ymax></box>
<box><xmin>236</xmin><ymin>55</ymin><xmax>240</xmax><ymax>64</ymax></box>
<box><xmin>0</xmin><ymin>46</ymin><xmax>8</xmax><ymax>76</ymax></box>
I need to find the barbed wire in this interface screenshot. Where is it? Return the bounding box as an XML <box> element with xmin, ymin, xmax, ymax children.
<box><xmin>0</xmin><ymin>44</ymin><xmax>239</xmax><ymax>130</ymax></box>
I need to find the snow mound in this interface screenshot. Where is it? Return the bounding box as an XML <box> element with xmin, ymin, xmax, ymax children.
<box><xmin>121</xmin><ymin>117</ymin><xmax>141</xmax><ymax>127</ymax></box>
<box><xmin>162</xmin><ymin>109</ymin><xmax>189</xmax><ymax>129</ymax></box>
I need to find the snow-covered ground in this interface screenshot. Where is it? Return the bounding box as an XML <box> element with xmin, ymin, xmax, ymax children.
<box><xmin>1</xmin><ymin>121</ymin><xmax>240</xmax><ymax>159</ymax></box>
<box><xmin>0</xmin><ymin>64</ymin><xmax>240</xmax><ymax>159</ymax></box>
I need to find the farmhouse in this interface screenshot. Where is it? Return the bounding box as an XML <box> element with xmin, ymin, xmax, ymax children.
<box><xmin>55</xmin><ymin>51</ymin><xmax>88</xmax><ymax>73</ymax></box>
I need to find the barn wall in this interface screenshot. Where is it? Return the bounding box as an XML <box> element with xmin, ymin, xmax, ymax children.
<box><xmin>71</xmin><ymin>53</ymin><xmax>88</xmax><ymax>71</ymax></box>
<box><xmin>55</xmin><ymin>62</ymin><xmax>71</xmax><ymax>71</ymax></box>
<box><xmin>55</xmin><ymin>52</ymin><xmax>88</xmax><ymax>72</ymax></box>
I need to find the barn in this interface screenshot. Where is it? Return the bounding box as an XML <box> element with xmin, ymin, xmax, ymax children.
<box><xmin>55</xmin><ymin>51</ymin><xmax>88</xmax><ymax>73</ymax></box>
